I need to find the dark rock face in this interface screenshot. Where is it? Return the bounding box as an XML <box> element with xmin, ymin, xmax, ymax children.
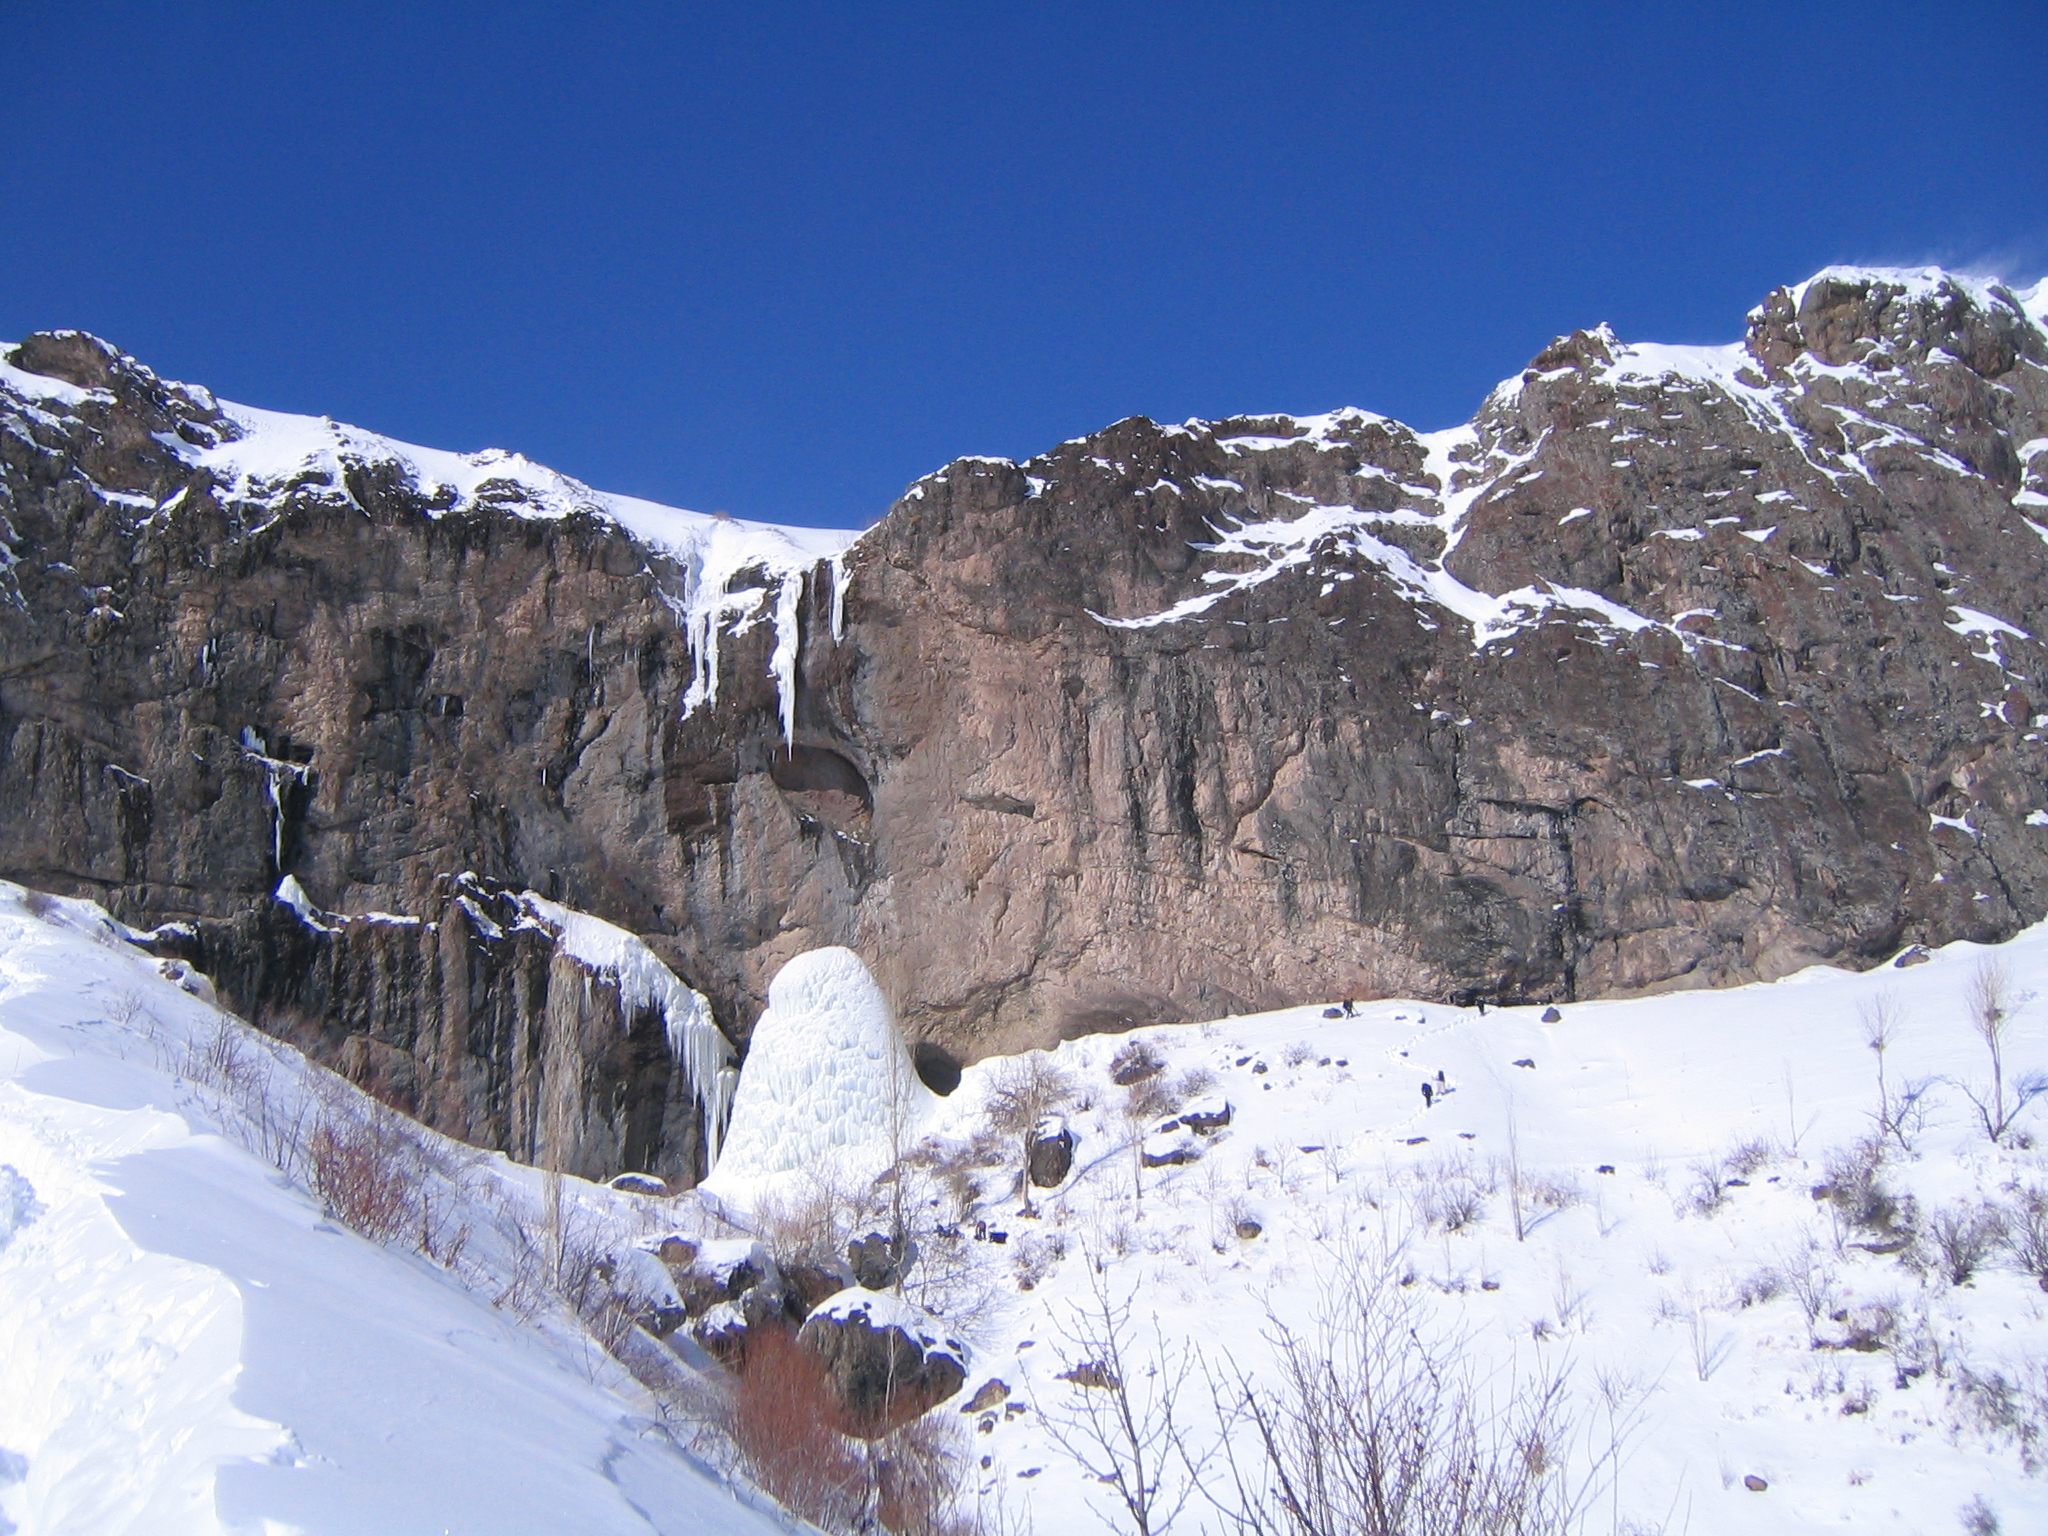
<box><xmin>6</xmin><ymin>269</ymin><xmax>2048</xmax><ymax>1105</ymax></box>
<box><xmin>143</xmin><ymin>873</ymin><xmax>727</xmax><ymax>1182</ymax></box>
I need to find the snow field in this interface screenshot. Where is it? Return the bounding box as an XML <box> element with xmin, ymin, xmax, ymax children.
<box><xmin>685</xmin><ymin>926</ymin><xmax>2048</xmax><ymax>1535</ymax></box>
<box><xmin>931</xmin><ymin>942</ymin><xmax>2048</xmax><ymax>1535</ymax></box>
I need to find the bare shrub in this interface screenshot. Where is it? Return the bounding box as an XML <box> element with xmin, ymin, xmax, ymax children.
<box><xmin>729</xmin><ymin>1324</ymin><xmax>867</xmax><ymax>1529</ymax></box>
<box><xmin>875</xmin><ymin>1411</ymin><xmax>982</xmax><ymax>1536</ymax></box>
<box><xmin>1126</xmin><ymin>1072</ymin><xmax>1181</xmax><ymax>1125</ymax></box>
<box><xmin>306</xmin><ymin>1110</ymin><xmax>419</xmax><ymax>1245</ymax></box>
<box><xmin>1012</xmin><ymin>1229</ymin><xmax>1067</xmax><ymax>1290</ymax></box>
<box><xmin>2002</xmin><ymin>1187</ymin><xmax>2048</xmax><ymax>1290</ymax></box>
<box><xmin>1961</xmin><ymin>1493</ymin><xmax>2002</xmax><ymax>1536</ymax></box>
<box><xmin>1217</xmin><ymin>1243</ymin><xmax>1628</xmax><ymax>1535</ymax></box>
<box><xmin>22</xmin><ymin>888</ymin><xmax>61</xmax><ymax>920</ymax></box>
<box><xmin>185</xmin><ymin>1016</ymin><xmax>264</xmax><ymax>1109</ymax></box>
<box><xmin>1925</xmin><ymin>1203</ymin><xmax>2007</xmax><ymax>1286</ymax></box>
<box><xmin>754</xmin><ymin>1169</ymin><xmax>861</xmax><ymax>1275</ymax></box>
<box><xmin>1724</xmin><ymin>1138</ymin><xmax>1773</xmax><ymax>1178</ymax></box>
<box><xmin>1854</xmin><ymin>995</ymin><xmax>1940</xmax><ymax>1151</ymax></box>
<box><xmin>1960</xmin><ymin>958</ymin><xmax>2047</xmax><ymax>1144</ymax></box>
<box><xmin>1782</xmin><ymin>1243</ymin><xmax>1839</xmax><ymax>1344</ymax></box>
<box><xmin>1682</xmin><ymin>1161</ymin><xmax>1726</xmax><ymax>1219</ymax></box>
<box><xmin>1038</xmin><ymin>1264</ymin><xmax>1209</xmax><ymax>1536</ymax></box>
<box><xmin>1819</xmin><ymin>1137</ymin><xmax>1912</xmax><ymax>1243</ymax></box>
<box><xmin>985</xmin><ymin>1053</ymin><xmax>1077</xmax><ymax>1216</ymax></box>
<box><xmin>1282</xmin><ymin>1041</ymin><xmax>1314</xmax><ymax>1069</ymax></box>
<box><xmin>1730</xmin><ymin>1266</ymin><xmax>1783</xmax><ymax>1309</ymax></box>
<box><xmin>1950</xmin><ymin>1358</ymin><xmax>2048</xmax><ymax>1475</ymax></box>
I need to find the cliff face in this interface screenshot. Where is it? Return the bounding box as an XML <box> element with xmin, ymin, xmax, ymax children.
<box><xmin>5</xmin><ymin>267</ymin><xmax>2048</xmax><ymax>1114</ymax></box>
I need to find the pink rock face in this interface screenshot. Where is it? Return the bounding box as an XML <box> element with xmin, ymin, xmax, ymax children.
<box><xmin>4</xmin><ymin>267</ymin><xmax>2048</xmax><ymax>1131</ymax></box>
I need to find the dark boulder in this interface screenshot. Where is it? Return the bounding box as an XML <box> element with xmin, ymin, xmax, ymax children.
<box><xmin>797</xmin><ymin>1290</ymin><xmax>968</xmax><ymax>1437</ymax></box>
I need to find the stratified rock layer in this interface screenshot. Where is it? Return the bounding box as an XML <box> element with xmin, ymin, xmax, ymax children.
<box><xmin>5</xmin><ymin>267</ymin><xmax>2048</xmax><ymax>1097</ymax></box>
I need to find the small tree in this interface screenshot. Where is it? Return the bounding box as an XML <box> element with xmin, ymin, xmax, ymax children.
<box><xmin>985</xmin><ymin>1052</ymin><xmax>1076</xmax><ymax>1217</ymax></box>
<box><xmin>1037</xmin><ymin>1263</ymin><xmax>1208</xmax><ymax>1536</ymax></box>
<box><xmin>1961</xmin><ymin>959</ymin><xmax>2047</xmax><ymax>1144</ymax></box>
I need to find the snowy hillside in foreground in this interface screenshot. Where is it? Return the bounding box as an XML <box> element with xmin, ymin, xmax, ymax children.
<box><xmin>907</xmin><ymin>933</ymin><xmax>2048</xmax><ymax>1536</ymax></box>
<box><xmin>0</xmin><ymin>883</ymin><xmax>792</xmax><ymax>1536</ymax></box>
<box><xmin>8</xmin><ymin>875</ymin><xmax>2048</xmax><ymax>1533</ymax></box>
<box><xmin>669</xmin><ymin>930</ymin><xmax>2048</xmax><ymax>1536</ymax></box>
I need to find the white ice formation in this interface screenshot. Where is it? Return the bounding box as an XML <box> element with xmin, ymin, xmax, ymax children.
<box><xmin>700</xmin><ymin>946</ymin><xmax>934</xmax><ymax>1200</ymax></box>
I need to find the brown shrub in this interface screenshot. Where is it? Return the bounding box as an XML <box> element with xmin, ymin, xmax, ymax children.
<box><xmin>306</xmin><ymin>1111</ymin><xmax>418</xmax><ymax>1245</ymax></box>
<box><xmin>732</xmin><ymin>1325</ymin><xmax>866</xmax><ymax>1529</ymax></box>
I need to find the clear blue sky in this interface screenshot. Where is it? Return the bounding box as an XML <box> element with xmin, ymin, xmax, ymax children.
<box><xmin>4</xmin><ymin>3</ymin><xmax>2042</xmax><ymax>529</ymax></box>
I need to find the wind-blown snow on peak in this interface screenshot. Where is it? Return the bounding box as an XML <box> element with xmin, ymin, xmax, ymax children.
<box><xmin>700</xmin><ymin>947</ymin><xmax>934</xmax><ymax>1201</ymax></box>
<box><xmin>1036</xmin><ymin>261</ymin><xmax>2048</xmax><ymax>653</ymax></box>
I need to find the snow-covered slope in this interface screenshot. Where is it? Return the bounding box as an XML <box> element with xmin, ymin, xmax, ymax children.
<box><xmin>686</xmin><ymin>919</ymin><xmax>2048</xmax><ymax>1535</ymax></box>
<box><xmin>906</xmin><ymin>926</ymin><xmax>2048</xmax><ymax>1535</ymax></box>
<box><xmin>0</xmin><ymin>884</ymin><xmax>788</xmax><ymax>1536</ymax></box>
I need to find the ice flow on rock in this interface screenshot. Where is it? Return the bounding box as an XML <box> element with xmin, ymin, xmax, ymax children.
<box><xmin>701</xmin><ymin>947</ymin><xmax>934</xmax><ymax>1200</ymax></box>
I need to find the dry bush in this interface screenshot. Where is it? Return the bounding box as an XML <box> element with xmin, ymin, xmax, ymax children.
<box><xmin>1950</xmin><ymin>1357</ymin><xmax>2048</xmax><ymax>1475</ymax></box>
<box><xmin>1217</xmin><ymin>1244</ymin><xmax>1629</xmax><ymax>1535</ymax></box>
<box><xmin>1413</xmin><ymin>1157</ymin><xmax>1490</xmax><ymax>1234</ymax></box>
<box><xmin>1781</xmin><ymin>1244</ymin><xmax>1839</xmax><ymax>1344</ymax></box>
<box><xmin>875</xmin><ymin>1412</ymin><xmax>983</xmax><ymax>1536</ymax></box>
<box><xmin>985</xmin><ymin>1053</ymin><xmax>1078</xmax><ymax>1215</ymax></box>
<box><xmin>905</xmin><ymin>1138</ymin><xmax>988</xmax><ymax>1225</ymax></box>
<box><xmin>728</xmin><ymin>1324</ymin><xmax>867</xmax><ymax>1529</ymax></box>
<box><xmin>753</xmin><ymin>1169</ymin><xmax>863</xmax><ymax>1274</ymax></box>
<box><xmin>1961</xmin><ymin>958</ymin><xmax>2047</xmax><ymax>1145</ymax></box>
<box><xmin>21</xmin><ymin>888</ymin><xmax>61</xmax><ymax>920</ymax></box>
<box><xmin>1924</xmin><ymin>1203</ymin><xmax>2007</xmax><ymax>1286</ymax></box>
<box><xmin>306</xmin><ymin>1110</ymin><xmax>419</xmax><ymax>1245</ymax></box>
<box><xmin>1724</xmin><ymin>1138</ymin><xmax>1773</xmax><ymax>1178</ymax></box>
<box><xmin>1683</xmin><ymin>1159</ymin><xmax>1728</xmax><ymax>1218</ymax></box>
<box><xmin>1819</xmin><ymin>1137</ymin><xmax>1913</xmax><ymax>1243</ymax></box>
<box><xmin>1126</xmin><ymin>1073</ymin><xmax>1181</xmax><ymax>1125</ymax></box>
<box><xmin>1012</xmin><ymin>1229</ymin><xmax>1067</xmax><ymax>1290</ymax></box>
<box><xmin>1730</xmin><ymin>1265</ymin><xmax>1783</xmax><ymax>1309</ymax></box>
<box><xmin>1038</xmin><ymin>1264</ymin><xmax>1210</xmax><ymax>1536</ymax></box>
<box><xmin>2002</xmin><ymin>1187</ymin><xmax>2048</xmax><ymax>1290</ymax></box>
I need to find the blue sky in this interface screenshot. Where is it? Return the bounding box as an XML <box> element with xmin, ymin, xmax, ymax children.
<box><xmin>3</xmin><ymin>3</ymin><xmax>2042</xmax><ymax>529</ymax></box>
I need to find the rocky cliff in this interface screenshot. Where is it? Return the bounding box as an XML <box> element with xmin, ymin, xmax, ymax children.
<box><xmin>5</xmin><ymin>267</ymin><xmax>2047</xmax><ymax>1133</ymax></box>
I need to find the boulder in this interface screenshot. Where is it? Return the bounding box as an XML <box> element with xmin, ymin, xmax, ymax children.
<box><xmin>797</xmin><ymin>1289</ymin><xmax>969</xmax><ymax>1437</ymax></box>
<box><xmin>1179</xmin><ymin>1096</ymin><xmax>1232</xmax><ymax>1134</ymax></box>
<box><xmin>608</xmin><ymin>1172</ymin><xmax>669</xmax><ymax>1196</ymax></box>
<box><xmin>1027</xmin><ymin>1115</ymin><xmax>1076</xmax><ymax>1187</ymax></box>
<box><xmin>847</xmin><ymin>1231</ymin><xmax>914</xmax><ymax>1291</ymax></box>
<box><xmin>1142</xmin><ymin>1127</ymin><xmax>1200</xmax><ymax>1168</ymax></box>
<box><xmin>1109</xmin><ymin>1040</ymin><xmax>1165</xmax><ymax>1086</ymax></box>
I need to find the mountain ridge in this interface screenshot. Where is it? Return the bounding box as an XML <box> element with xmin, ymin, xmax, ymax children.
<box><xmin>4</xmin><ymin>262</ymin><xmax>2047</xmax><ymax>1171</ymax></box>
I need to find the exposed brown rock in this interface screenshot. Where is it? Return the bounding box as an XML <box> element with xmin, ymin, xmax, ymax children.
<box><xmin>4</xmin><ymin>267</ymin><xmax>2048</xmax><ymax>1131</ymax></box>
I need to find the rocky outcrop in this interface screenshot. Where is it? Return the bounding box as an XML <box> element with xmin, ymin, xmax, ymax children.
<box><xmin>6</xmin><ymin>267</ymin><xmax>2048</xmax><ymax>1104</ymax></box>
<box><xmin>145</xmin><ymin>874</ymin><xmax>732</xmax><ymax>1181</ymax></box>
